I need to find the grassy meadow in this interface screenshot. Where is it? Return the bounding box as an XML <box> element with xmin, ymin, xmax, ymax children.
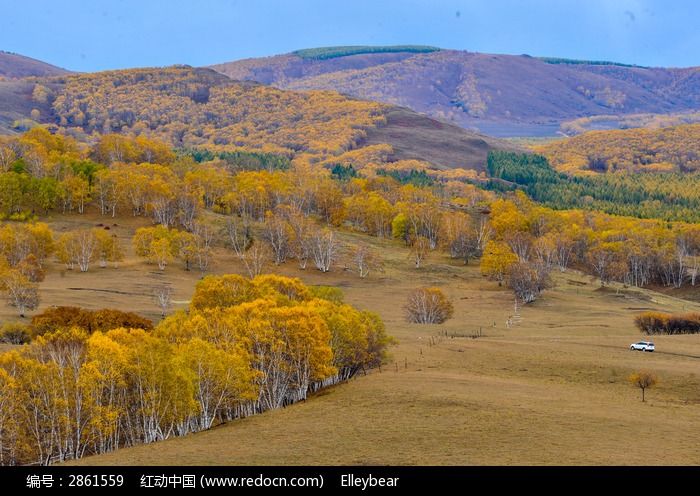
<box><xmin>2</xmin><ymin>213</ymin><xmax>698</xmax><ymax>465</ymax></box>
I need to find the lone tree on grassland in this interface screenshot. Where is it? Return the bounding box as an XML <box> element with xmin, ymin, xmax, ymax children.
<box><xmin>629</xmin><ymin>370</ymin><xmax>658</xmax><ymax>402</ymax></box>
<box><xmin>353</xmin><ymin>243</ymin><xmax>383</xmax><ymax>278</ymax></box>
<box><xmin>153</xmin><ymin>284</ymin><xmax>173</xmax><ymax>317</ymax></box>
<box><xmin>0</xmin><ymin>270</ymin><xmax>40</xmax><ymax>317</ymax></box>
<box><xmin>310</xmin><ymin>229</ymin><xmax>341</xmax><ymax>273</ymax></box>
<box><xmin>509</xmin><ymin>260</ymin><xmax>553</xmax><ymax>304</ymax></box>
<box><xmin>404</xmin><ymin>287</ymin><xmax>454</xmax><ymax>324</ymax></box>
<box><xmin>409</xmin><ymin>235</ymin><xmax>430</xmax><ymax>269</ymax></box>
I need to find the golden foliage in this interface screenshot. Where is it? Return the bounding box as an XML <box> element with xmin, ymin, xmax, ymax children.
<box><xmin>52</xmin><ymin>67</ymin><xmax>387</xmax><ymax>159</ymax></box>
<box><xmin>0</xmin><ymin>275</ymin><xmax>389</xmax><ymax>465</ymax></box>
<box><xmin>480</xmin><ymin>240</ymin><xmax>518</xmax><ymax>285</ymax></box>
<box><xmin>536</xmin><ymin>124</ymin><xmax>700</xmax><ymax>174</ymax></box>
<box><xmin>404</xmin><ymin>287</ymin><xmax>454</xmax><ymax>324</ymax></box>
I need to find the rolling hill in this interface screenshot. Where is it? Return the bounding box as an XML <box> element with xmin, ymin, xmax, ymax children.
<box><xmin>0</xmin><ymin>65</ymin><xmax>518</xmax><ymax>170</ymax></box>
<box><xmin>0</xmin><ymin>50</ymin><xmax>69</xmax><ymax>78</ymax></box>
<box><xmin>535</xmin><ymin>123</ymin><xmax>700</xmax><ymax>174</ymax></box>
<box><xmin>0</xmin><ymin>51</ymin><xmax>69</xmax><ymax>134</ymax></box>
<box><xmin>211</xmin><ymin>47</ymin><xmax>700</xmax><ymax>137</ymax></box>
<box><xmin>362</xmin><ymin>107</ymin><xmax>519</xmax><ymax>173</ymax></box>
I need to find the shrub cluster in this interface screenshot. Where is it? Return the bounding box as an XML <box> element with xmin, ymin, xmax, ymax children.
<box><xmin>30</xmin><ymin>306</ymin><xmax>154</xmax><ymax>336</ymax></box>
<box><xmin>634</xmin><ymin>311</ymin><xmax>700</xmax><ymax>335</ymax></box>
<box><xmin>0</xmin><ymin>322</ymin><xmax>31</xmax><ymax>344</ymax></box>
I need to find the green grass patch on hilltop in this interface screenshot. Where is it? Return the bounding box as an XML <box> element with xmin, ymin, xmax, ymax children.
<box><xmin>535</xmin><ymin>56</ymin><xmax>645</xmax><ymax>68</ymax></box>
<box><xmin>293</xmin><ymin>45</ymin><xmax>440</xmax><ymax>60</ymax></box>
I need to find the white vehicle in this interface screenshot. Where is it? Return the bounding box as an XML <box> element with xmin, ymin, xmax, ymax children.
<box><xmin>630</xmin><ymin>341</ymin><xmax>655</xmax><ymax>352</ymax></box>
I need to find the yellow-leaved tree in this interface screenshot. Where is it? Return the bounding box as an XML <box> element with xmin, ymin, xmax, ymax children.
<box><xmin>480</xmin><ymin>240</ymin><xmax>518</xmax><ymax>286</ymax></box>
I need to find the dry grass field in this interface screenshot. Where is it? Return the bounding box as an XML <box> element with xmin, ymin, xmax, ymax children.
<box><xmin>4</xmin><ymin>213</ymin><xmax>698</xmax><ymax>465</ymax></box>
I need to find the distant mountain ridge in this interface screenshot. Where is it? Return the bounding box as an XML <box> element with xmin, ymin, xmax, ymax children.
<box><xmin>0</xmin><ymin>51</ymin><xmax>70</xmax><ymax>78</ymax></box>
<box><xmin>210</xmin><ymin>47</ymin><xmax>700</xmax><ymax>137</ymax></box>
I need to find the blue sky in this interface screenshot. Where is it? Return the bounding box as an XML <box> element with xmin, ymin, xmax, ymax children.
<box><xmin>2</xmin><ymin>0</ymin><xmax>699</xmax><ymax>71</ymax></box>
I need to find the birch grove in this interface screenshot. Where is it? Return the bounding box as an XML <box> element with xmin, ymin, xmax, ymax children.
<box><xmin>0</xmin><ymin>274</ymin><xmax>389</xmax><ymax>465</ymax></box>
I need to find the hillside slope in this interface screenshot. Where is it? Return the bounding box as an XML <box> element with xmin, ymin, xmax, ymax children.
<box><xmin>0</xmin><ymin>79</ymin><xmax>64</xmax><ymax>135</ymax></box>
<box><xmin>0</xmin><ymin>51</ymin><xmax>69</xmax><ymax>78</ymax></box>
<box><xmin>211</xmin><ymin>48</ymin><xmax>700</xmax><ymax>137</ymax></box>
<box><xmin>363</xmin><ymin>107</ymin><xmax>520</xmax><ymax>173</ymax></box>
<box><xmin>0</xmin><ymin>66</ymin><xmax>517</xmax><ymax>170</ymax></box>
<box><xmin>535</xmin><ymin>123</ymin><xmax>700</xmax><ymax>174</ymax></box>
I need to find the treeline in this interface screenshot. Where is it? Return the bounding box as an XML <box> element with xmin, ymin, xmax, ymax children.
<box><xmin>7</xmin><ymin>130</ymin><xmax>700</xmax><ymax>311</ymax></box>
<box><xmin>480</xmin><ymin>191</ymin><xmax>700</xmax><ymax>303</ymax></box>
<box><xmin>486</xmin><ymin>151</ymin><xmax>700</xmax><ymax>222</ymax></box>
<box><xmin>0</xmin><ymin>128</ymin><xmax>496</xmax><ymax>272</ymax></box>
<box><xmin>635</xmin><ymin>311</ymin><xmax>700</xmax><ymax>335</ymax></box>
<box><xmin>0</xmin><ymin>128</ymin><xmax>487</xmax><ymax>227</ymax></box>
<box><xmin>0</xmin><ymin>275</ymin><xmax>389</xmax><ymax>465</ymax></box>
<box><xmin>536</xmin><ymin>56</ymin><xmax>642</xmax><ymax>68</ymax></box>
